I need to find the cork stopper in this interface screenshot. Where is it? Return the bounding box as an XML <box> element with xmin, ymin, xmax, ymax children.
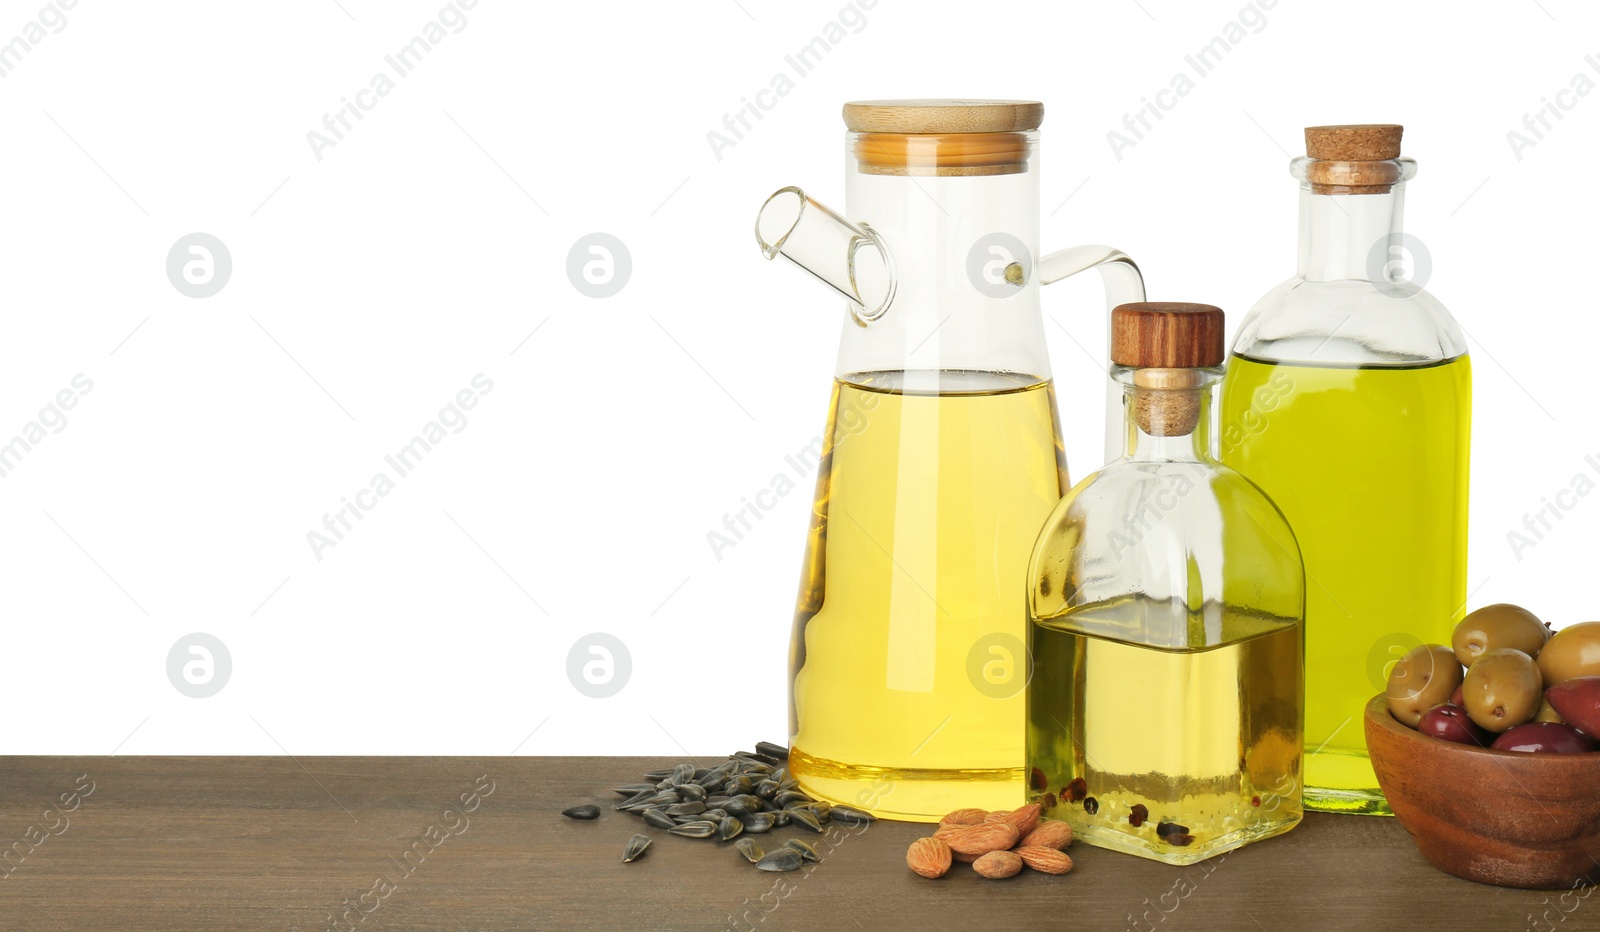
<box><xmin>1305</xmin><ymin>124</ymin><xmax>1403</xmax><ymax>161</ymax></box>
<box><xmin>843</xmin><ymin>100</ymin><xmax>1041</xmax><ymax>177</ymax></box>
<box><xmin>1304</xmin><ymin>124</ymin><xmax>1404</xmax><ymax>194</ymax></box>
<box><xmin>1112</xmin><ymin>303</ymin><xmax>1225</xmax><ymax>437</ymax></box>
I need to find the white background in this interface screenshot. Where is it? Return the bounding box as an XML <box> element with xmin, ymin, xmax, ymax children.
<box><xmin>1</xmin><ymin>0</ymin><xmax>1595</xmax><ymax>755</ymax></box>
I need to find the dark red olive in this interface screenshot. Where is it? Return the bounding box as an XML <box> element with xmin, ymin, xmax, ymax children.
<box><xmin>1418</xmin><ymin>703</ymin><xmax>1490</xmax><ymax>746</ymax></box>
<box><xmin>1490</xmin><ymin>722</ymin><xmax>1598</xmax><ymax>754</ymax></box>
<box><xmin>1545</xmin><ymin>676</ymin><xmax>1600</xmax><ymax>738</ymax></box>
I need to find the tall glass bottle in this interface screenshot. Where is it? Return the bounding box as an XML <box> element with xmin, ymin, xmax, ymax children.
<box><xmin>1219</xmin><ymin>125</ymin><xmax>1471</xmax><ymax>815</ymax></box>
<box><xmin>1027</xmin><ymin>302</ymin><xmax>1305</xmax><ymax>865</ymax></box>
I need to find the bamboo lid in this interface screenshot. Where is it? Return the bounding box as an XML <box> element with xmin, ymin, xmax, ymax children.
<box><xmin>1111</xmin><ymin>303</ymin><xmax>1225</xmax><ymax>369</ymax></box>
<box><xmin>842</xmin><ymin>99</ymin><xmax>1044</xmax><ymax>134</ymax></box>
<box><xmin>844</xmin><ymin>100</ymin><xmax>1040</xmax><ymax>176</ymax></box>
<box><xmin>1304</xmin><ymin>124</ymin><xmax>1404</xmax><ymax>194</ymax></box>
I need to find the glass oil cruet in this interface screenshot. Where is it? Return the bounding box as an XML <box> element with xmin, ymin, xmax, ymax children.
<box><xmin>754</xmin><ymin>100</ymin><xmax>1146</xmax><ymax>821</ymax></box>
<box><xmin>1026</xmin><ymin>302</ymin><xmax>1306</xmax><ymax>865</ymax></box>
<box><xmin>1218</xmin><ymin>125</ymin><xmax>1470</xmax><ymax>815</ymax></box>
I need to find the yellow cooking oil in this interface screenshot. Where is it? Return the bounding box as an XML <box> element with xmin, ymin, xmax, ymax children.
<box><xmin>788</xmin><ymin>370</ymin><xmax>1069</xmax><ymax>823</ymax></box>
<box><xmin>1219</xmin><ymin>354</ymin><xmax>1471</xmax><ymax>814</ymax></box>
<box><xmin>1026</xmin><ymin>599</ymin><xmax>1304</xmax><ymax>865</ymax></box>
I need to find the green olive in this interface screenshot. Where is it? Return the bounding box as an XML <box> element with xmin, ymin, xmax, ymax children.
<box><xmin>1537</xmin><ymin>621</ymin><xmax>1600</xmax><ymax>686</ymax></box>
<box><xmin>1462</xmin><ymin>648</ymin><xmax>1543</xmax><ymax>733</ymax></box>
<box><xmin>1535</xmin><ymin>698</ymin><xmax>1567</xmax><ymax>724</ymax></box>
<box><xmin>1452</xmin><ymin>603</ymin><xmax>1548</xmax><ymax>668</ymax></box>
<box><xmin>1386</xmin><ymin>644</ymin><xmax>1464</xmax><ymax>728</ymax></box>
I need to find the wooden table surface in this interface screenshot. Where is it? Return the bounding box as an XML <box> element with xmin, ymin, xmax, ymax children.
<box><xmin>0</xmin><ymin>755</ymin><xmax>1588</xmax><ymax>931</ymax></box>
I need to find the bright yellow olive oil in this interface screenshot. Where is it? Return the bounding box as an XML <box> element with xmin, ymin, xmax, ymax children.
<box><xmin>789</xmin><ymin>372</ymin><xmax>1069</xmax><ymax>822</ymax></box>
<box><xmin>1219</xmin><ymin>355</ymin><xmax>1471</xmax><ymax>814</ymax></box>
<box><xmin>1027</xmin><ymin>599</ymin><xmax>1304</xmax><ymax>865</ymax></box>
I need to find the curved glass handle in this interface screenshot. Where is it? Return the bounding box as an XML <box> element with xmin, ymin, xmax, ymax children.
<box><xmin>1038</xmin><ymin>245</ymin><xmax>1147</xmax><ymax>464</ymax></box>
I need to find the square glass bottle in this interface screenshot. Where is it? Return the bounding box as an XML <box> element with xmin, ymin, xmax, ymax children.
<box><xmin>1025</xmin><ymin>303</ymin><xmax>1306</xmax><ymax>865</ymax></box>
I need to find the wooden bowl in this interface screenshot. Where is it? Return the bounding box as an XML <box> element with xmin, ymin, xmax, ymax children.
<box><xmin>1365</xmin><ymin>693</ymin><xmax>1600</xmax><ymax>889</ymax></box>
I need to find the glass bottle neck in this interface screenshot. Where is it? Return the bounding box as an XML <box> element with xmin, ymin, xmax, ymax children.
<box><xmin>1296</xmin><ymin>185</ymin><xmax>1404</xmax><ymax>283</ymax></box>
<box><xmin>1118</xmin><ymin>368</ymin><xmax>1219</xmax><ymax>463</ymax></box>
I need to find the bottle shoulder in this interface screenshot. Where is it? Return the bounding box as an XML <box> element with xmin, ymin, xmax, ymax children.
<box><xmin>1054</xmin><ymin>459</ymin><xmax>1289</xmax><ymax>519</ymax></box>
<box><xmin>1029</xmin><ymin>458</ymin><xmax>1305</xmax><ymax>649</ymax></box>
<box><xmin>1231</xmin><ymin>276</ymin><xmax>1467</xmax><ymax>366</ymax></box>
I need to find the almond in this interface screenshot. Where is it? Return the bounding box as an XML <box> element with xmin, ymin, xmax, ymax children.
<box><xmin>939</xmin><ymin>821</ymin><xmax>1019</xmax><ymax>857</ymax></box>
<box><xmin>940</xmin><ymin>807</ymin><xmax>989</xmax><ymax>827</ymax></box>
<box><xmin>906</xmin><ymin>837</ymin><xmax>952</xmax><ymax>879</ymax></box>
<box><xmin>983</xmin><ymin>810</ymin><xmax>1011</xmax><ymax>822</ymax></box>
<box><xmin>1017</xmin><ymin>845</ymin><xmax>1074</xmax><ymax>875</ymax></box>
<box><xmin>1000</xmin><ymin>803</ymin><xmax>1041</xmax><ymax>836</ymax></box>
<box><xmin>972</xmin><ymin>849</ymin><xmax>1023</xmax><ymax>879</ymax></box>
<box><xmin>1019</xmin><ymin>819</ymin><xmax>1074</xmax><ymax>850</ymax></box>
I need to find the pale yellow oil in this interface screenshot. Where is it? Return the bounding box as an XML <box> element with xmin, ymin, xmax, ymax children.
<box><xmin>1027</xmin><ymin>599</ymin><xmax>1304</xmax><ymax>864</ymax></box>
<box><xmin>789</xmin><ymin>371</ymin><xmax>1069</xmax><ymax>822</ymax></box>
<box><xmin>1219</xmin><ymin>355</ymin><xmax>1471</xmax><ymax>814</ymax></box>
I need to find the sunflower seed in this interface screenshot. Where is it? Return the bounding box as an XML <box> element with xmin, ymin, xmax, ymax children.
<box><xmin>669</xmin><ymin>763</ymin><xmax>695</xmax><ymax>786</ymax></box>
<box><xmin>771</xmin><ymin>810</ymin><xmax>791</xmax><ymax>827</ymax></box>
<box><xmin>724</xmin><ymin>776</ymin><xmax>755</xmax><ymax>796</ymax></box>
<box><xmin>739</xmin><ymin>812</ymin><xmax>775</xmax><ymax>833</ymax></box>
<box><xmin>614</xmin><ymin>783</ymin><xmax>658</xmax><ymax>796</ymax></box>
<box><xmin>643</xmin><ymin>769</ymin><xmax>674</xmax><ymax>781</ymax></box>
<box><xmin>642</xmin><ymin>809</ymin><xmax>676</xmax><ymax>830</ymax></box>
<box><xmin>724</xmin><ymin>795</ymin><xmax>762</xmax><ymax>816</ymax></box>
<box><xmin>784</xmin><ymin>839</ymin><xmax>819</xmax><ymax>862</ymax></box>
<box><xmin>677</xmin><ymin>783</ymin><xmax>708</xmax><ymax>802</ymax></box>
<box><xmin>754</xmin><ymin>741</ymin><xmax>790</xmax><ymax>763</ymax></box>
<box><xmin>774</xmin><ymin>791</ymin><xmax>810</xmax><ymax>808</ymax></box>
<box><xmin>669</xmin><ymin>820</ymin><xmax>718</xmax><ymax>839</ymax></box>
<box><xmin>615</xmin><ymin>790</ymin><xmax>655</xmax><ymax>810</ymax></box>
<box><xmin>755</xmin><ymin>780</ymin><xmax>780</xmax><ymax>799</ymax></box>
<box><xmin>717</xmin><ymin>816</ymin><xmax>744</xmax><ymax>841</ymax></box>
<box><xmin>561</xmin><ymin>804</ymin><xmax>600</xmax><ymax>820</ymax></box>
<box><xmin>829</xmin><ymin>805</ymin><xmax>875</xmax><ymax>826</ymax></box>
<box><xmin>666</xmin><ymin>801</ymin><xmax>706</xmax><ymax>817</ymax></box>
<box><xmin>647</xmin><ymin>790</ymin><xmax>681</xmax><ymax>806</ymax></box>
<box><xmin>735</xmin><ymin>838</ymin><xmax>764</xmax><ymax>863</ymax></box>
<box><xmin>790</xmin><ymin>808</ymin><xmax>823</xmax><ymax>833</ymax></box>
<box><xmin>622</xmin><ymin>834</ymin><xmax>652</xmax><ymax>863</ymax></box>
<box><xmin>804</xmin><ymin>800</ymin><xmax>832</xmax><ymax>822</ymax></box>
<box><xmin>755</xmin><ymin>849</ymin><xmax>804</xmax><ymax>872</ymax></box>
<box><xmin>673</xmin><ymin>814</ymin><xmax>705</xmax><ymax>825</ymax></box>
<box><xmin>703</xmin><ymin>808</ymin><xmax>728</xmax><ymax>821</ymax></box>
<box><xmin>705</xmin><ymin>795</ymin><xmax>732</xmax><ymax>808</ymax></box>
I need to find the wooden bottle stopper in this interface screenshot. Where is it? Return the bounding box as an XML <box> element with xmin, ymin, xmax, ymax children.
<box><xmin>1304</xmin><ymin>123</ymin><xmax>1404</xmax><ymax>194</ymax></box>
<box><xmin>1111</xmin><ymin>303</ymin><xmax>1225</xmax><ymax>437</ymax></box>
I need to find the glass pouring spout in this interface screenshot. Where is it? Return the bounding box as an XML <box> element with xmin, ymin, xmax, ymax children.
<box><xmin>755</xmin><ymin>186</ymin><xmax>896</xmax><ymax>324</ymax></box>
